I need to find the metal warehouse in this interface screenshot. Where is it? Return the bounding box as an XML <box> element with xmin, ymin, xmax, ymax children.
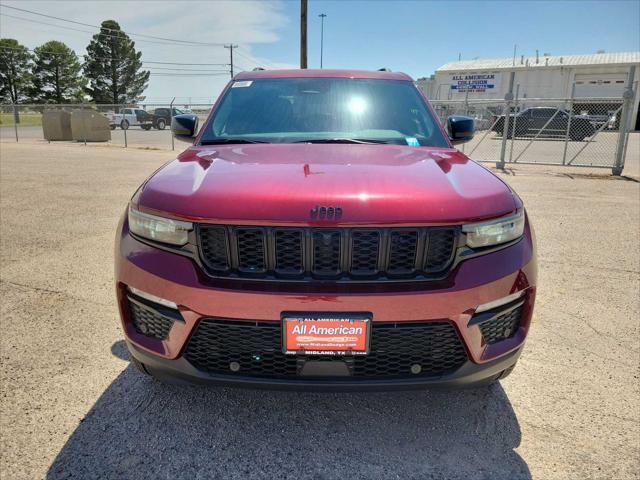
<box><xmin>418</xmin><ymin>51</ymin><xmax>640</xmax><ymax>130</ymax></box>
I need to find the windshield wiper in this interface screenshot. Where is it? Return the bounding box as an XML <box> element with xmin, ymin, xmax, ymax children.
<box><xmin>292</xmin><ymin>138</ymin><xmax>389</xmax><ymax>144</ymax></box>
<box><xmin>200</xmin><ymin>138</ymin><xmax>269</xmax><ymax>145</ymax></box>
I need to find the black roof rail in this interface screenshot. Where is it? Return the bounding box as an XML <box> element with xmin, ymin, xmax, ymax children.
<box><xmin>252</xmin><ymin>67</ymin><xmax>265</xmax><ymax>71</ymax></box>
<box><xmin>378</xmin><ymin>68</ymin><xmax>392</xmax><ymax>72</ymax></box>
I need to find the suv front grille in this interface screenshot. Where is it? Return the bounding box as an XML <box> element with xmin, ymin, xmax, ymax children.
<box><xmin>197</xmin><ymin>225</ymin><xmax>458</xmax><ymax>282</ymax></box>
<box><xmin>183</xmin><ymin>319</ymin><xmax>468</xmax><ymax>379</ymax></box>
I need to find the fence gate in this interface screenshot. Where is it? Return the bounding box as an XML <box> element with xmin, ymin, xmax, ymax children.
<box><xmin>432</xmin><ymin>66</ymin><xmax>637</xmax><ymax>175</ymax></box>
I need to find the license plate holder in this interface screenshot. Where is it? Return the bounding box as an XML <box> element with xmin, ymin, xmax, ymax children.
<box><xmin>282</xmin><ymin>313</ymin><xmax>371</xmax><ymax>356</ymax></box>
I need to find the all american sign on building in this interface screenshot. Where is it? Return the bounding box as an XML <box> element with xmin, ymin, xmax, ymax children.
<box><xmin>450</xmin><ymin>73</ymin><xmax>501</xmax><ymax>93</ymax></box>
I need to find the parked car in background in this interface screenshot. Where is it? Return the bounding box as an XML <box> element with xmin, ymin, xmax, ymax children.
<box><xmin>151</xmin><ymin>107</ymin><xmax>186</xmax><ymax>130</ymax></box>
<box><xmin>106</xmin><ymin>108</ymin><xmax>154</xmax><ymax>130</ymax></box>
<box><xmin>473</xmin><ymin>116</ymin><xmax>492</xmax><ymax>131</ymax></box>
<box><xmin>579</xmin><ymin>111</ymin><xmax>610</xmax><ymax>129</ymax></box>
<box><xmin>492</xmin><ymin>107</ymin><xmax>596</xmax><ymax>141</ymax></box>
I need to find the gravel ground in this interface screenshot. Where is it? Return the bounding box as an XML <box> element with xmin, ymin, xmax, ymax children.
<box><xmin>1</xmin><ymin>141</ymin><xmax>638</xmax><ymax>480</ymax></box>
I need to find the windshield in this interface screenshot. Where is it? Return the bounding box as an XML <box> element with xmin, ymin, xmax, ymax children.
<box><xmin>200</xmin><ymin>78</ymin><xmax>448</xmax><ymax>147</ymax></box>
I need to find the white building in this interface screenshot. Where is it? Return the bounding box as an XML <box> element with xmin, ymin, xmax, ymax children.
<box><xmin>427</xmin><ymin>51</ymin><xmax>640</xmax><ymax>130</ymax></box>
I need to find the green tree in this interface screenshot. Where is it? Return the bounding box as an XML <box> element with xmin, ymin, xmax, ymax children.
<box><xmin>83</xmin><ymin>20</ymin><xmax>149</xmax><ymax>105</ymax></box>
<box><xmin>0</xmin><ymin>38</ymin><xmax>33</xmax><ymax>104</ymax></box>
<box><xmin>30</xmin><ymin>41</ymin><xmax>84</xmax><ymax>104</ymax></box>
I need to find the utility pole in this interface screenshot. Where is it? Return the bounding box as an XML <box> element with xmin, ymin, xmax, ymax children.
<box><xmin>300</xmin><ymin>0</ymin><xmax>308</xmax><ymax>69</ymax></box>
<box><xmin>224</xmin><ymin>44</ymin><xmax>238</xmax><ymax>78</ymax></box>
<box><xmin>318</xmin><ymin>13</ymin><xmax>327</xmax><ymax>68</ymax></box>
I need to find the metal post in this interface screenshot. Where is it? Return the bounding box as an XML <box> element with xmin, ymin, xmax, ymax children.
<box><xmin>319</xmin><ymin>13</ymin><xmax>326</xmax><ymax>68</ymax></box>
<box><xmin>300</xmin><ymin>0</ymin><xmax>308</xmax><ymax>69</ymax></box>
<box><xmin>11</xmin><ymin>102</ymin><xmax>18</xmax><ymax>142</ymax></box>
<box><xmin>82</xmin><ymin>104</ymin><xmax>87</xmax><ymax>146</ymax></box>
<box><xmin>509</xmin><ymin>84</ymin><xmax>520</xmax><ymax>162</ymax></box>
<box><xmin>498</xmin><ymin>72</ymin><xmax>515</xmax><ymax>169</ymax></box>
<box><xmin>460</xmin><ymin>89</ymin><xmax>470</xmax><ymax>153</ymax></box>
<box><xmin>170</xmin><ymin>97</ymin><xmax>175</xmax><ymax>152</ymax></box>
<box><xmin>613</xmin><ymin>66</ymin><xmax>636</xmax><ymax>176</ymax></box>
<box><xmin>562</xmin><ymin>83</ymin><xmax>576</xmax><ymax>165</ymax></box>
<box><xmin>122</xmin><ymin>104</ymin><xmax>127</xmax><ymax>148</ymax></box>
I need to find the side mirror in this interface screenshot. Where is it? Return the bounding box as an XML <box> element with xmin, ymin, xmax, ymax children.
<box><xmin>171</xmin><ymin>114</ymin><xmax>199</xmax><ymax>141</ymax></box>
<box><xmin>446</xmin><ymin>115</ymin><xmax>475</xmax><ymax>145</ymax></box>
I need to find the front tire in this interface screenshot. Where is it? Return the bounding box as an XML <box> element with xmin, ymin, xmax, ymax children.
<box><xmin>156</xmin><ymin>118</ymin><xmax>166</xmax><ymax>130</ymax></box>
<box><xmin>570</xmin><ymin>131</ymin><xmax>586</xmax><ymax>141</ymax></box>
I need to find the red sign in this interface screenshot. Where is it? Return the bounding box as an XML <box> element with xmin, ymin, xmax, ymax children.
<box><xmin>283</xmin><ymin>316</ymin><xmax>370</xmax><ymax>355</ymax></box>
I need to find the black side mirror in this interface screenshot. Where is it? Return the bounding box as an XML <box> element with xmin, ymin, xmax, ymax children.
<box><xmin>446</xmin><ymin>115</ymin><xmax>475</xmax><ymax>145</ymax></box>
<box><xmin>171</xmin><ymin>114</ymin><xmax>198</xmax><ymax>140</ymax></box>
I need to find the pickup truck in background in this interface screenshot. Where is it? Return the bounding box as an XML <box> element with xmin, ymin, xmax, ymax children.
<box><xmin>106</xmin><ymin>108</ymin><xmax>155</xmax><ymax>130</ymax></box>
<box><xmin>150</xmin><ymin>107</ymin><xmax>187</xmax><ymax>130</ymax></box>
<box><xmin>492</xmin><ymin>107</ymin><xmax>596</xmax><ymax>141</ymax></box>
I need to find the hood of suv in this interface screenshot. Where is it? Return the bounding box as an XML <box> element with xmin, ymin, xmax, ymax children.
<box><xmin>136</xmin><ymin>144</ymin><xmax>517</xmax><ymax>225</ymax></box>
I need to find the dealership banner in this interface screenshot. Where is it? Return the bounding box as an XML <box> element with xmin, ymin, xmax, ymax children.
<box><xmin>450</xmin><ymin>73</ymin><xmax>501</xmax><ymax>93</ymax></box>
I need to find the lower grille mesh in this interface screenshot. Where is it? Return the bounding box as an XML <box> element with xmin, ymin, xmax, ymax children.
<box><xmin>184</xmin><ymin>319</ymin><xmax>468</xmax><ymax>379</ymax></box>
<box><xmin>479</xmin><ymin>306</ymin><xmax>523</xmax><ymax>344</ymax></box>
<box><xmin>127</xmin><ymin>297</ymin><xmax>175</xmax><ymax>340</ymax></box>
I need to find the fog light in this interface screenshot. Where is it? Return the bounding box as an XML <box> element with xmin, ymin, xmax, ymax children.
<box><xmin>127</xmin><ymin>286</ymin><xmax>177</xmax><ymax>309</ymax></box>
<box><xmin>475</xmin><ymin>290</ymin><xmax>526</xmax><ymax>314</ymax></box>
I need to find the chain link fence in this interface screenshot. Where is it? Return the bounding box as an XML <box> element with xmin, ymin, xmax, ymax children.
<box><xmin>432</xmin><ymin>67</ymin><xmax>638</xmax><ymax>174</ymax></box>
<box><xmin>1</xmin><ymin>76</ymin><xmax>637</xmax><ymax>175</ymax></box>
<box><xmin>0</xmin><ymin>102</ymin><xmax>214</xmax><ymax>150</ymax></box>
<box><xmin>431</xmin><ymin>94</ymin><xmax>634</xmax><ymax>170</ymax></box>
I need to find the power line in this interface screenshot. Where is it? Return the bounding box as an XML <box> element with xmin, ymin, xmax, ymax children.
<box><xmin>234</xmin><ymin>48</ymin><xmax>274</xmax><ymax>69</ymax></box>
<box><xmin>147</xmin><ymin>67</ymin><xmax>230</xmax><ymax>73</ymax></box>
<box><xmin>0</xmin><ymin>3</ymin><xmax>228</xmax><ymax>46</ymax></box>
<box><xmin>143</xmin><ymin>60</ymin><xmax>229</xmax><ymax>66</ymax></box>
<box><xmin>0</xmin><ymin>13</ymin><xmax>182</xmax><ymax>46</ymax></box>
<box><xmin>149</xmin><ymin>73</ymin><xmax>230</xmax><ymax>77</ymax></box>
<box><xmin>0</xmin><ymin>45</ymin><xmax>230</xmax><ymax>67</ymax></box>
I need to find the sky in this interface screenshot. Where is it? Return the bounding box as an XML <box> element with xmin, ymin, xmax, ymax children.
<box><xmin>1</xmin><ymin>0</ymin><xmax>639</xmax><ymax>104</ymax></box>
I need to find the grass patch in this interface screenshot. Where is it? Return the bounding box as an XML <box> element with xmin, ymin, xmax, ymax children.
<box><xmin>0</xmin><ymin>112</ymin><xmax>42</xmax><ymax>127</ymax></box>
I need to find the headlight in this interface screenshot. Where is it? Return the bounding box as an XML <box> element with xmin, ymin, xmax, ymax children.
<box><xmin>462</xmin><ymin>210</ymin><xmax>525</xmax><ymax>248</ymax></box>
<box><xmin>128</xmin><ymin>205</ymin><xmax>192</xmax><ymax>246</ymax></box>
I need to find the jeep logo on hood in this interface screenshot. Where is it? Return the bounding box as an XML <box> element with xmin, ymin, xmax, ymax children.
<box><xmin>310</xmin><ymin>205</ymin><xmax>342</xmax><ymax>220</ymax></box>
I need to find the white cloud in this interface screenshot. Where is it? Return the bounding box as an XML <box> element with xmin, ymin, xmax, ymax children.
<box><xmin>0</xmin><ymin>0</ymin><xmax>297</xmax><ymax>103</ymax></box>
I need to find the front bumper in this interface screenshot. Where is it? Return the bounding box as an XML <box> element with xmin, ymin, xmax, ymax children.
<box><xmin>115</xmin><ymin>214</ymin><xmax>537</xmax><ymax>389</ymax></box>
<box><xmin>128</xmin><ymin>339</ymin><xmax>523</xmax><ymax>391</ymax></box>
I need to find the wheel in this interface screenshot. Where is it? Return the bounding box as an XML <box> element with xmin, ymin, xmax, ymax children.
<box><xmin>120</xmin><ymin>119</ymin><xmax>129</xmax><ymax>130</ymax></box>
<box><xmin>570</xmin><ymin>132</ymin><xmax>586</xmax><ymax>141</ymax></box>
<box><xmin>109</xmin><ymin>124</ymin><xmax>116</xmax><ymax>130</ymax></box>
<box><xmin>141</xmin><ymin>125</ymin><xmax>151</xmax><ymax>131</ymax></box>
<box><xmin>156</xmin><ymin>118</ymin><xmax>166</xmax><ymax>130</ymax></box>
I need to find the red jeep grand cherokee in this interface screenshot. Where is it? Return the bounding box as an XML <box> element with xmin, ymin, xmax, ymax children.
<box><xmin>115</xmin><ymin>69</ymin><xmax>537</xmax><ymax>390</ymax></box>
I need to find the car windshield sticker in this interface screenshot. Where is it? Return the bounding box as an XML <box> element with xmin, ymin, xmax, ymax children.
<box><xmin>232</xmin><ymin>81</ymin><xmax>253</xmax><ymax>88</ymax></box>
<box><xmin>405</xmin><ymin>137</ymin><xmax>420</xmax><ymax>146</ymax></box>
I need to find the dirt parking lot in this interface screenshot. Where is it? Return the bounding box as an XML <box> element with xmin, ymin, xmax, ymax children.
<box><xmin>1</xmin><ymin>141</ymin><xmax>639</xmax><ymax>480</ymax></box>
